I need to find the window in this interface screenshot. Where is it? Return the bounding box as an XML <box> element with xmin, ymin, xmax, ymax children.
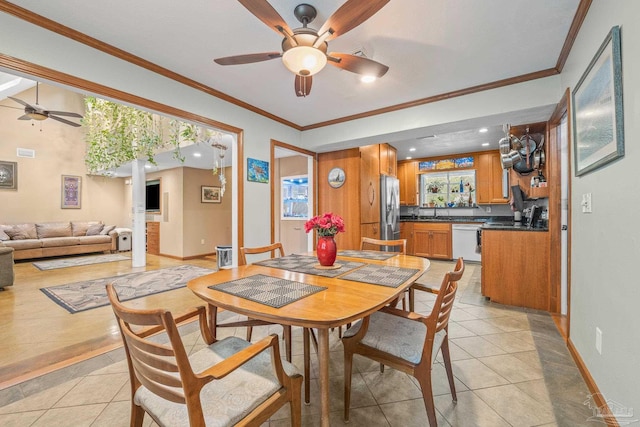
<box><xmin>420</xmin><ymin>170</ymin><xmax>476</xmax><ymax>207</ymax></box>
<box><xmin>281</xmin><ymin>175</ymin><xmax>308</xmax><ymax>220</ymax></box>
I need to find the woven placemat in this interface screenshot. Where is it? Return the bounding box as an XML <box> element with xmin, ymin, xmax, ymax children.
<box><xmin>210</xmin><ymin>274</ymin><xmax>326</xmax><ymax>308</ymax></box>
<box><xmin>339</xmin><ymin>265</ymin><xmax>421</xmax><ymax>288</ymax></box>
<box><xmin>337</xmin><ymin>250</ymin><xmax>398</xmax><ymax>261</ymax></box>
<box><xmin>254</xmin><ymin>254</ymin><xmax>365</xmax><ymax>278</ymax></box>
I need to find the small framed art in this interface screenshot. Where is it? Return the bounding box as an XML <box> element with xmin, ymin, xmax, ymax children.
<box><xmin>201</xmin><ymin>186</ymin><xmax>221</xmax><ymax>203</ymax></box>
<box><xmin>61</xmin><ymin>175</ymin><xmax>82</xmax><ymax>209</ymax></box>
<box><xmin>247</xmin><ymin>158</ymin><xmax>269</xmax><ymax>183</ymax></box>
<box><xmin>0</xmin><ymin>161</ymin><xmax>17</xmax><ymax>190</ymax></box>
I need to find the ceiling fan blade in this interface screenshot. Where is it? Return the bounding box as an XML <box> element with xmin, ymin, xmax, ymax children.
<box><xmin>0</xmin><ymin>104</ymin><xmax>24</xmax><ymax>111</ymax></box>
<box><xmin>295</xmin><ymin>75</ymin><xmax>312</xmax><ymax>97</ymax></box>
<box><xmin>214</xmin><ymin>52</ymin><xmax>282</xmax><ymax>66</ymax></box>
<box><xmin>327</xmin><ymin>53</ymin><xmax>389</xmax><ymax>78</ymax></box>
<box><xmin>17</xmin><ymin>114</ymin><xmax>32</xmax><ymax>120</ymax></box>
<box><xmin>237</xmin><ymin>0</ymin><xmax>293</xmax><ymax>36</ymax></box>
<box><xmin>319</xmin><ymin>0</ymin><xmax>389</xmax><ymax>41</ymax></box>
<box><xmin>48</xmin><ymin>115</ymin><xmax>82</xmax><ymax>127</ymax></box>
<box><xmin>45</xmin><ymin>110</ymin><xmax>84</xmax><ymax>118</ymax></box>
<box><xmin>8</xmin><ymin>96</ymin><xmax>34</xmax><ymax>109</ymax></box>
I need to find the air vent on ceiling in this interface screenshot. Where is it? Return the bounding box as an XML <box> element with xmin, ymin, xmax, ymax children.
<box><xmin>17</xmin><ymin>148</ymin><xmax>35</xmax><ymax>158</ymax></box>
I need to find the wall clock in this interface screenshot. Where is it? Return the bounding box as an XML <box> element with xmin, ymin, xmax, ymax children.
<box><xmin>328</xmin><ymin>167</ymin><xmax>345</xmax><ymax>188</ymax></box>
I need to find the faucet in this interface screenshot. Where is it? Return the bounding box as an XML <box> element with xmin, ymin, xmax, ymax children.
<box><xmin>433</xmin><ymin>208</ymin><xmax>437</xmax><ymax>218</ymax></box>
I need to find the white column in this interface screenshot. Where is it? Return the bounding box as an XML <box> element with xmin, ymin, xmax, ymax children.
<box><xmin>131</xmin><ymin>159</ymin><xmax>146</xmax><ymax>267</ymax></box>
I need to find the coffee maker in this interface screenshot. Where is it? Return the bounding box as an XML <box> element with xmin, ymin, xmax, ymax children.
<box><xmin>523</xmin><ymin>205</ymin><xmax>541</xmax><ymax>228</ymax></box>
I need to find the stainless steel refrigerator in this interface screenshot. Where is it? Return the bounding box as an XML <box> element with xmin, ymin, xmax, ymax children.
<box><xmin>380</xmin><ymin>175</ymin><xmax>400</xmax><ymax>248</ymax></box>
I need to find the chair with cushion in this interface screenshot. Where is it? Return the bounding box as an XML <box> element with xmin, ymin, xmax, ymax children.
<box><xmin>107</xmin><ymin>284</ymin><xmax>303</xmax><ymax>427</ymax></box>
<box><xmin>342</xmin><ymin>258</ymin><xmax>465</xmax><ymax>426</ymax></box>
<box><xmin>361</xmin><ymin>237</ymin><xmax>408</xmax><ymax>309</ymax></box>
<box><xmin>0</xmin><ymin>247</ymin><xmax>15</xmax><ymax>290</ymax></box>
<box><xmin>409</xmin><ymin>257</ymin><xmax>464</xmax><ymax>311</ymax></box>
<box><xmin>208</xmin><ymin>242</ymin><xmax>292</xmax><ymax>361</ymax></box>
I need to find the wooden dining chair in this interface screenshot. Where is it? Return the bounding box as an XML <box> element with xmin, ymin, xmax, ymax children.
<box><xmin>106</xmin><ymin>284</ymin><xmax>303</xmax><ymax>427</ymax></box>
<box><xmin>342</xmin><ymin>258</ymin><xmax>465</xmax><ymax>426</ymax></box>
<box><xmin>208</xmin><ymin>242</ymin><xmax>293</xmax><ymax>361</ymax></box>
<box><xmin>360</xmin><ymin>236</ymin><xmax>407</xmax><ymax>254</ymax></box>
<box><xmin>409</xmin><ymin>257</ymin><xmax>464</xmax><ymax>311</ymax></box>
<box><xmin>361</xmin><ymin>237</ymin><xmax>408</xmax><ymax>309</ymax></box>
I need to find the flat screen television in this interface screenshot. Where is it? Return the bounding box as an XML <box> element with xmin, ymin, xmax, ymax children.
<box><xmin>146</xmin><ymin>180</ymin><xmax>161</xmax><ymax>213</ymax></box>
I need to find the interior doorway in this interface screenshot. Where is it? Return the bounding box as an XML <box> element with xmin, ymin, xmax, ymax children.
<box><xmin>271</xmin><ymin>140</ymin><xmax>316</xmax><ymax>255</ymax></box>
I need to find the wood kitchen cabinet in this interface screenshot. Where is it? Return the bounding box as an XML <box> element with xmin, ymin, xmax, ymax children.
<box><xmin>399</xmin><ymin>222</ymin><xmax>414</xmax><ymax>255</ymax></box>
<box><xmin>360</xmin><ymin>222</ymin><xmax>381</xmax><ymax>240</ymax></box>
<box><xmin>412</xmin><ymin>223</ymin><xmax>451</xmax><ymax>259</ymax></box>
<box><xmin>379</xmin><ymin>143</ymin><xmax>397</xmax><ymax>176</ymax></box>
<box><xmin>476</xmin><ymin>151</ymin><xmax>508</xmax><ymax>204</ymax></box>
<box><xmin>146</xmin><ymin>221</ymin><xmax>159</xmax><ymax>254</ymax></box>
<box><xmin>360</xmin><ymin>144</ymin><xmax>381</xmax><ymax>224</ymax></box>
<box><xmin>398</xmin><ymin>161</ymin><xmax>418</xmax><ymax>206</ymax></box>
<box><xmin>481</xmin><ymin>229</ymin><xmax>550</xmax><ymax>311</ymax></box>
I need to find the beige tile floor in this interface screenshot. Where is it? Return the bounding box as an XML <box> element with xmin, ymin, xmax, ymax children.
<box><xmin>0</xmin><ymin>260</ymin><xmax>594</xmax><ymax>426</ymax></box>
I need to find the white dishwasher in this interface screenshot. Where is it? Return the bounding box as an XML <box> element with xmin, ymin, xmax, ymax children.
<box><xmin>452</xmin><ymin>224</ymin><xmax>481</xmax><ymax>262</ymax></box>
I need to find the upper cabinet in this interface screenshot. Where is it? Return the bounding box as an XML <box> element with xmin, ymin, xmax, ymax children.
<box><xmin>379</xmin><ymin>143</ymin><xmax>397</xmax><ymax>177</ymax></box>
<box><xmin>398</xmin><ymin>161</ymin><xmax>418</xmax><ymax>206</ymax></box>
<box><xmin>476</xmin><ymin>151</ymin><xmax>509</xmax><ymax>204</ymax></box>
<box><xmin>359</xmin><ymin>144</ymin><xmax>381</xmax><ymax>224</ymax></box>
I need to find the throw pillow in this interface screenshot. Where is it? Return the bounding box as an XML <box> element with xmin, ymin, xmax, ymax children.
<box><xmin>86</xmin><ymin>223</ymin><xmax>104</xmax><ymax>236</ymax></box>
<box><xmin>5</xmin><ymin>227</ymin><xmax>30</xmax><ymax>240</ymax></box>
<box><xmin>100</xmin><ymin>225</ymin><xmax>116</xmax><ymax>235</ymax></box>
<box><xmin>0</xmin><ymin>229</ymin><xmax>10</xmax><ymax>241</ymax></box>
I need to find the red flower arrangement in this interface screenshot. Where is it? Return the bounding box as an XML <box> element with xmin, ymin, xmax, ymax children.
<box><xmin>304</xmin><ymin>213</ymin><xmax>345</xmax><ymax>237</ymax></box>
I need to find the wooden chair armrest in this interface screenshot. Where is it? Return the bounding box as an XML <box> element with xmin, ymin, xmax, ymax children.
<box><xmin>379</xmin><ymin>305</ymin><xmax>425</xmax><ymax>321</ymax></box>
<box><xmin>410</xmin><ymin>282</ymin><xmax>439</xmax><ymax>294</ymax></box>
<box><xmin>197</xmin><ymin>334</ymin><xmax>285</xmax><ymax>381</ymax></box>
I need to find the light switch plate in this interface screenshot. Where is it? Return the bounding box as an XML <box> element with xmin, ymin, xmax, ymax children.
<box><xmin>581</xmin><ymin>193</ymin><xmax>592</xmax><ymax>213</ymax></box>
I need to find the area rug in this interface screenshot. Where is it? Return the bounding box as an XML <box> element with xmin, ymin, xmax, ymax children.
<box><xmin>40</xmin><ymin>265</ymin><xmax>215</xmax><ymax>313</ymax></box>
<box><xmin>33</xmin><ymin>253</ymin><xmax>130</xmax><ymax>271</ymax></box>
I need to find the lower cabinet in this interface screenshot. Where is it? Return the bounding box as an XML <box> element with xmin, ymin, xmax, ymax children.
<box><xmin>399</xmin><ymin>222</ymin><xmax>414</xmax><ymax>255</ymax></box>
<box><xmin>412</xmin><ymin>223</ymin><xmax>452</xmax><ymax>259</ymax></box>
<box><xmin>146</xmin><ymin>221</ymin><xmax>159</xmax><ymax>255</ymax></box>
<box><xmin>360</xmin><ymin>222</ymin><xmax>380</xmax><ymax>241</ymax></box>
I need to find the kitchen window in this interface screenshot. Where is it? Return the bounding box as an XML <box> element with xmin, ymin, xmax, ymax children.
<box><xmin>420</xmin><ymin>170</ymin><xmax>476</xmax><ymax>207</ymax></box>
<box><xmin>281</xmin><ymin>175</ymin><xmax>309</xmax><ymax>220</ymax></box>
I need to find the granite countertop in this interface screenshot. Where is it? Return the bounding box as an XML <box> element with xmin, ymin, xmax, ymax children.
<box><xmin>400</xmin><ymin>216</ymin><xmax>548</xmax><ymax>231</ymax></box>
<box><xmin>481</xmin><ymin>223</ymin><xmax>549</xmax><ymax>232</ymax></box>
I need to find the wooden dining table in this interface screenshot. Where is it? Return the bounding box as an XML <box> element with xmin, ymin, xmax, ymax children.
<box><xmin>187</xmin><ymin>252</ymin><xmax>430</xmax><ymax>427</ymax></box>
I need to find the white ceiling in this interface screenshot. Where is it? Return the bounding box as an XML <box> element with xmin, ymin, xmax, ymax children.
<box><xmin>2</xmin><ymin>0</ymin><xmax>581</xmax><ymax>170</ymax></box>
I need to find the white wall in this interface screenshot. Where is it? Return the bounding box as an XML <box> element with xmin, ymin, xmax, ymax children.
<box><xmin>560</xmin><ymin>0</ymin><xmax>640</xmax><ymax>416</ymax></box>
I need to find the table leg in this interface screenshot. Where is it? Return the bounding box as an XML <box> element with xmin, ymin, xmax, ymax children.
<box><xmin>317</xmin><ymin>327</ymin><xmax>330</xmax><ymax>427</ymax></box>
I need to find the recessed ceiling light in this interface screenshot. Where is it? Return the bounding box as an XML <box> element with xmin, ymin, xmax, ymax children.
<box><xmin>193</xmin><ymin>152</ymin><xmax>202</xmax><ymax>157</ymax></box>
<box><xmin>482</xmin><ymin>142</ymin><xmax>490</xmax><ymax>146</ymax></box>
<box><xmin>360</xmin><ymin>75</ymin><xmax>376</xmax><ymax>83</ymax></box>
<box><xmin>409</xmin><ymin>148</ymin><xmax>416</xmax><ymax>152</ymax></box>
<box><xmin>406</xmin><ymin>156</ymin><xmax>412</xmax><ymax>160</ymax></box>
<box><xmin>479</xmin><ymin>128</ymin><xmax>488</xmax><ymax>133</ymax></box>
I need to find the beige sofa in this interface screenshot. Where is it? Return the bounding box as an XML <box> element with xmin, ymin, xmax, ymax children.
<box><xmin>0</xmin><ymin>247</ymin><xmax>14</xmax><ymax>289</ymax></box>
<box><xmin>0</xmin><ymin>221</ymin><xmax>118</xmax><ymax>261</ymax></box>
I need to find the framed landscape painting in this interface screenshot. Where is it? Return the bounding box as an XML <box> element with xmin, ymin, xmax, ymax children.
<box><xmin>61</xmin><ymin>175</ymin><xmax>82</xmax><ymax>208</ymax></box>
<box><xmin>201</xmin><ymin>186</ymin><xmax>221</xmax><ymax>203</ymax></box>
<box><xmin>572</xmin><ymin>26</ymin><xmax>624</xmax><ymax>176</ymax></box>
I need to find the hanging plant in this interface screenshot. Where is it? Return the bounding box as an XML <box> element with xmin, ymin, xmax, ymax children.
<box><xmin>83</xmin><ymin>97</ymin><xmax>182</xmax><ymax>174</ymax></box>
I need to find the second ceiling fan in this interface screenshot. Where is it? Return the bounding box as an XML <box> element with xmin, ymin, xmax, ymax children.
<box><xmin>214</xmin><ymin>0</ymin><xmax>390</xmax><ymax>97</ymax></box>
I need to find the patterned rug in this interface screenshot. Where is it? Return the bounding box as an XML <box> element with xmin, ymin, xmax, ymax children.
<box><xmin>40</xmin><ymin>265</ymin><xmax>215</xmax><ymax>313</ymax></box>
<box><xmin>33</xmin><ymin>253</ymin><xmax>130</xmax><ymax>271</ymax></box>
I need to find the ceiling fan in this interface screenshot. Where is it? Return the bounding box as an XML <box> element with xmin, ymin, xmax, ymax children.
<box><xmin>7</xmin><ymin>82</ymin><xmax>83</xmax><ymax>127</ymax></box>
<box><xmin>214</xmin><ymin>0</ymin><xmax>390</xmax><ymax>97</ymax></box>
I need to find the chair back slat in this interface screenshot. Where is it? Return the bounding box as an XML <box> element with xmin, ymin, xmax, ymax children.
<box><xmin>360</xmin><ymin>237</ymin><xmax>406</xmax><ymax>254</ymax></box>
<box><xmin>130</xmin><ymin>357</ymin><xmax>184</xmax><ymax>390</ymax></box>
<box><xmin>239</xmin><ymin>242</ymin><xmax>285</xmax><ymax>265</ymax></box>
<box><xmin>126</xmin><ymin>337</ymin><xmax>180</xmax><ymax>373</ymax></box>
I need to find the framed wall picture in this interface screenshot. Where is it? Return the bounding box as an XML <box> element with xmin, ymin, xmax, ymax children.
<box><xmin>247</xmin><ymin>158</ymin><xmax>269</xmax><ymax>183</ymax></box>
<box><xmin>0</xmin><ymin>161</ymin><xmax>17</xmax><ymax>190</ymax></box>
<box><xmin>61</xmin><ymin>175</ymin><xmax>82</xmax><ymax>208</ymax></box>
<box><xmin>572</xmin><ymin>25</ymin><xmax>624</xmax><ymax>176</ymax></box>
<box><xmin>328</xmin><ymin>167</ymin><xmax>345</xmax><ymax>188</ymax></box>
<box><xmin>201</xmin><ymin>185</ymin><xmax>221</xmax><ymax>203</ymax></box>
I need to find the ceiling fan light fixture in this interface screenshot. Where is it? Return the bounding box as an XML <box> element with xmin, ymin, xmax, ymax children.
<box><xmin>26</xmin><ymin>111</ymin><xmax>48</xmax><ymax>121</ymax></box>
<box><xmin>360</xmin><ymin>75</ymin><xmax>376</xmax><ymax>83</ymax></box>
<box><xmin>282</xmin><ymin>46</ymin><xmax>327</xmax><ymax>76</ymax></box>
